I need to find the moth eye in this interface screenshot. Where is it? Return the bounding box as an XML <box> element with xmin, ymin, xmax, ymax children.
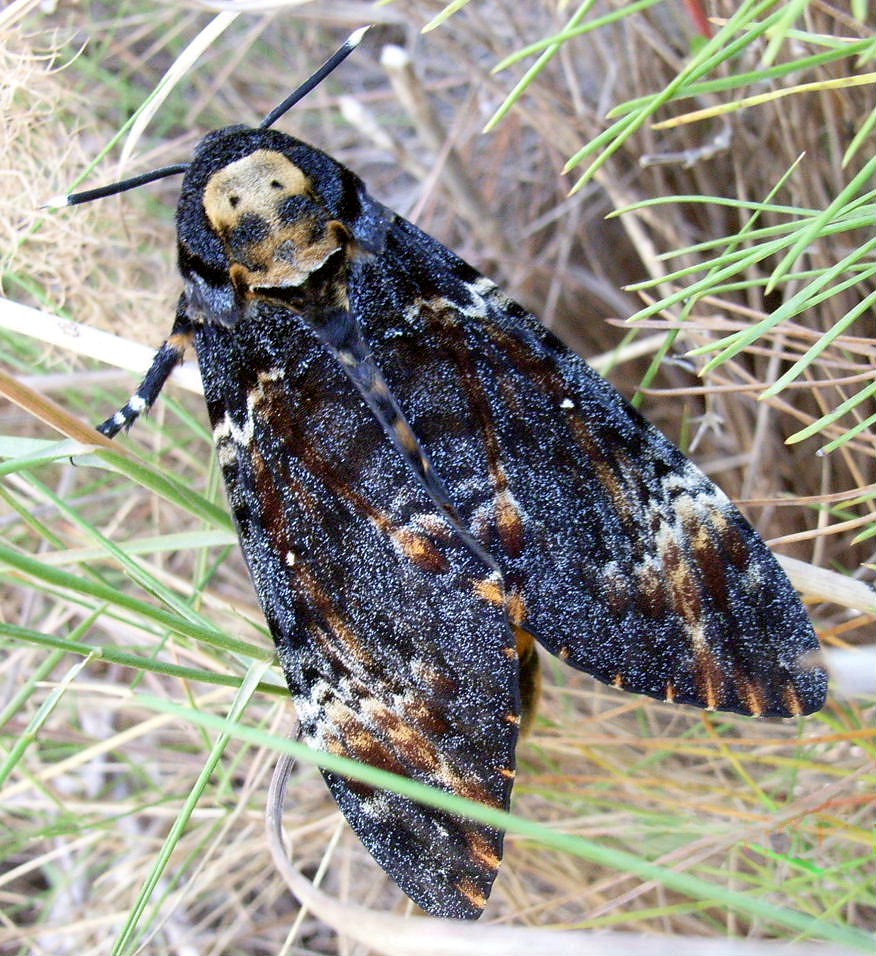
<box><xmin>228</xmin><ymin>195</ymin><xmax>240</xmax><ymax>208</ymax></box>
<box><xmin>270</xmin><ymin>179</ymin><xmax>284</xmax><ymax>189</ymax></box>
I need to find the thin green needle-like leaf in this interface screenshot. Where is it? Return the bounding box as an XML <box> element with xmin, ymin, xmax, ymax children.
<box><xmin>85</xmin><ymin>447</ymin><xmax>234</xmax><ymax>532</ymax></box>
<box><xmin>114</xmin><ymin>661</ymin><xmax>269</xmax><ymax>955</ymax></box>
<box><xmin>567</xmin><ymin>0</ymin><xmax>785</xmax><ymax>189</ymax></box>
<box><xmin>698</xmin><ymin>235</ymin><xmax>876</xmax><ymax>374</ymax></box>
<box><xmin>137</xmin><ymin>697</ymin><xmax>876</xmax><ymax>951</ymax></box>
<box><xmin>786</xmin><ymin>378</ymin><xmax>876</xmax><ymax>445</ymax></box>
<box><xmin>843</xmin><ymin>102</ymin><xmax>876</xmax><ymax>166</ymax></box>
<box><xmin>0</xmin><ymin>544</ymin><xmax>262</xmax><ymax>657</ymax></box>
<box><xmin>610</xmin><ymin>39</ymin><xmax>876</xmax><ymax>117</ymax></box>
<box><xmin>421</xmin><ymin>0</ymin><xmax>471</xmax><ymax>32</ymax></box>
<box><xmin>630</xmin><ymin>235</ymin><xmax>792</xmax><ymax>326</ymax></box>
<box><xmin>21</xmin><ymin>472</ymin><xmax>222</xmax><ymax>634</ymax></box>
<box><xmin>817</xmin><ymin>409</ymin><xmax>876</xmax><ymax>457</ymax></box>
<box><xmin>770</xmin><ymin>152</ymin><xmax>876</xmax><ymax>289</ymax></box>
<box><xmin>484</xmin><ymin>0</ymin><xmax>599</xmax><ymax>133</ymax></box>
<box><xmin>650</xmin><ymin>71</ymin><xmax>876</xmax><ymax>131</ymax></box>
<box><xmin>0</xmin><ymin>651</ymin><xmax>92</xmax><ymax>787</ymax></box>
<box><xmin>0</xmin><ymin>620</ymin><xmax>277</xmax><ymax>694</ymax></box>
<box><xmin>762</xmin><ymin>0</ymin><xmax>811</xmax><ymax>65</ymax></box>
<box><xmin>761</xmin><ymin>284</ymin><xmax>876</xmax><ymax>398</ymax></box>
<box><xmin>491</xmin><ymin>0</ymin><xmax>662</xmax><ymax>73</ymax></box>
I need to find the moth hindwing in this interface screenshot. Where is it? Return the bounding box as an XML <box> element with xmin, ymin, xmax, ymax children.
<box><xmin>79</xmin><ymin>43</ymin><xmax>827</xmax><ymax>921</ymax></box>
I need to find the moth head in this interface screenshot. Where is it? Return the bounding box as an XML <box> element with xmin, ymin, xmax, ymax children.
<box><xmin>208</xmin><ymin>145</ymin><xmax>349</xmax><ymax>290</ymax></box>
<box><xmin>55</xmin><ymin>29</ymin><xmax>389</xmax><ymax>328</ymax></box>
<box><xmin>177</xmin><ymin>127</ymin><xmax>380</xmax><ymax>327</ymax></box>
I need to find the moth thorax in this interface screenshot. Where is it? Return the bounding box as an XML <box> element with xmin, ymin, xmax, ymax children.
<box><xmin>203</xmin><ymin>149</ymin><xmax>348</xmax><ymax>289</ymax></box>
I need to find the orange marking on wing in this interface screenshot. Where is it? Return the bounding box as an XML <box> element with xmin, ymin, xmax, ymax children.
<box><xmin>455</xmin><ymin>878</ymin><xmax>488</xmax><ymax>911</ymax></box>
<box><xmin>693</xmin><ymin>644</ymin><xmax>725</xmax><ymax>710</ymax></box>
<box><xmin>474</xmin><ymin>576</ymin><xmax>504</xmax><ymax>606</ymax></box>
<box><xmin>475</xmin><ymin>577</ymin><xmax>528</xmax><ymax>631</ymax></box>
<box><xmin>404</xmin><ymin>698</ymin><xmax>452</xmax><ymax>738</ymax></box>
<box><xmin>737</xmin><ymin>676</ymin><xmax>766</xmax><ymax>717</ymax></box>
<box><xmin>342</xmin><ymin>724</ymin><xmax>409</xmax><ymax>776</ymax></box>
<box><xmin>662</xmin><ymin>538</ymin><xmax>703</xmax><ymax>625</ymax></box>
<box><xmin>495</xmin><ymin>487</ymin><xmax>524</xmax><ymax>557</ymax></box>
<box><xmin>515</xmin><ymin>626</ymin><xmax>534</xmax><ymax>658</ymax></box>
<box><xmin>373</xmin><ymin>705</ymin><xmax>443</xmax><ymax>776</ymax></box>
<box><xmin>782</xmin><ymin>683</ymin><xmax>806</xmax><ymax>717</ymax></box>
<box><xmin>467</xmin><ymin>831</ymin><xmax>501</xmax><ymax>871</ymax></box>
<box><xmin>508</xmin><ymin>591</ymin><xmax>528</xmax><ymax>627</ymax></box>
<box><xmin>392</xmin><ymin>527</ymin><xmax>450</xmax><ymax>573</ymax></box>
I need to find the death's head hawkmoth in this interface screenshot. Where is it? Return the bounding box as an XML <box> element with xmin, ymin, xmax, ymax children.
<box><xmin>55</xmin><ymin>30</ymin><xmax>827</xmax><ymax>919</ymax></box>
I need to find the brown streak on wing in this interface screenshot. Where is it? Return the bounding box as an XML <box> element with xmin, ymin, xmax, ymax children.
<box><xmin>455</xmin><ymin>878</ymin><xmax>488</xmax><ymax>912</ymax></box>
<box><xmin>467</xmin><ymin>831</ymin><xmax>502</xmax><ymax>871</ymax></box>
<box><xmin>689</xmin><ymin>519</ymin><xmax>732</xmax><ymax>613</ymax></box>
<box><xmin>342</xmin><ymin>723</ymin><xmax>410</xmax><ymax>777</ymax></box>
<box><xmin>250</xmin><ymin>445</ymin><xmax>295</xmax><ymax>551</ymax></box>
<box><xmin>496</xmin><ymin>488</ymin><xmax>525</xmax><ymax>558</ymax></box>
<box><xmin>294</xmin><ymin>561</ymin><xmax>380</xmax><ymax>671</ymax></box>
<box><xmin>480</xmin><ymin>316</ymin><xmax>637</xmax><ymax>527</ymax></box>
<box><xmin>424</xmin><ymin>301</ymin><xmax>524</xmax><ymax>558</ymax></box>
<box><xmin>404</xmin><ymin>698</ymin><xmax>452</xmax><ymax>738</ymax></box>
<box><xmin>735</xmin><ymin>673</ymin><xmax>767</xmax><ymax>717</ymax></box>
<box><xmin>782</xmin><ymin>683</ymin><xmax>806</xmax><ymax>717</ymax></box>
<box><xmin>693</xmin><ymin>644</ymin><xmax>725</xmax><ymax>710</ymax></box>
<box><xmin>365</xmin><ymin>700</ymin><xmax>447</xmax><ymax>778</ymax></box>
<box><xmin>393</xmin><ymin>528</ymin><xmax>450</xmax><ymax>573</ymax></box>
<box><xmin>260</xmin><ymin>379</ymin><xmax>453</xmax><ymax>573</ymax></box>
<box><xmin>661</xmin><ymin>537</ymin><xmax>703</xmax><ymax>626</ymax></box>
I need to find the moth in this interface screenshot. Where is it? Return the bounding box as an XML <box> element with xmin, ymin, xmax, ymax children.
<box><xmin>57</xmin><ymin>31</ymin><xmax>827</xmax><ymax>919</ymax></box>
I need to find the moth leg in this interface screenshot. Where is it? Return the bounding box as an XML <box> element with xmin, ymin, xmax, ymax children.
<box><xmin>97</xmin><ymin>297</ymin><xmax>195</xmax><ymax>438</ymax></box>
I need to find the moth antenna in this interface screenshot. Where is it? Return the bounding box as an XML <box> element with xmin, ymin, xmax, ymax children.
<box><xmin>44</xmin><ymin>162</ymin><xmax>190</xmax><ymax>209</ymax></box>
<box><xmin>260</xmin><ymin>25</ymin><xmax>371</xmax><ymax>130</ymax></box>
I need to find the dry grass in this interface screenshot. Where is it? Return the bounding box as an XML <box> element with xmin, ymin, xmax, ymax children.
<box><xmin>1</xmin><ymin>2</ymin><xmax>875</xmax><ymax>954</ymax></box>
